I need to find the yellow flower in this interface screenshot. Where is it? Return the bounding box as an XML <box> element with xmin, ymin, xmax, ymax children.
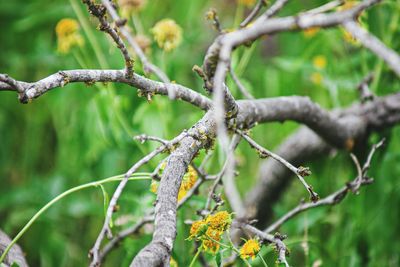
<box><xmin>312</xmin><ymin>55</ymin><xmax>327</xmax><ymax>69</ymax></box>
<box><xmin>206</xmin><ymin>211</ymin><xmax>232</xmax><ymax>232</ymax></box>
<box><xmin>188</xmin><ymin>219</ymin><xmax>208</xmax><ymax>239</ymax></box>
<box><xmin>310</xmin><ymin>72</ymin><xmax>323</xmax><ymax>85</ymax></box>
<box><xmin>240</xmin><ymin>238</ymin><xmax>261</xmax><ymax>260</ymax></box>
<box><xmin>303</xmin><ymin>27</ymin><xmax>320</xmax><ymax>38</ymax></box>
<box><xmin>118</xmin><ymin>0</ymin><xmax>146</xmax><ymax>17</ymax></box>
<box><xmin>151</xmin><ymin>19</ymin><xmax>182</xmax><ymax>52</ymax></box>
<box><xmin>202</xmin><ymin>228</ymin><xmax>222</xmax><ymax>254</ymax></box>
<box><xmin>237</xmin><ymin>0</ymin><xmax>257</xmax><ymax>7</ymax></box>
<box><xmin>55</xmin><ymin>18</ymin><xmax>84</xmax><ymax>54</ymax></box>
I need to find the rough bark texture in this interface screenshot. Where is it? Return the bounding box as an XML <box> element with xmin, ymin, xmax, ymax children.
<box><xmin>0</xmin><ymin>230</ymin><xmax>28</xmax><ymax>267</ymax></box>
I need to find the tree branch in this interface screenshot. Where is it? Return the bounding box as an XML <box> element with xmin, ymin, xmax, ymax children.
<box><xmin>0</xmin><ymin>69</ymin><xmax>211</xmax><ymax>110</ymax></box>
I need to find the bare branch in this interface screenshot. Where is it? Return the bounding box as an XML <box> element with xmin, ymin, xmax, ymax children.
<box><xmin>204</xmin><ymin>134</ymin><xmax>243</xmax><ymax>213</ymax></box>
<box><xmin>229</xmin><ymin>67</ymin><xmax>255</xmax><ymax>99</ymax></box>
<box><xmin>304</xmin><ymin>0</ymin><xmax>344</xmax><ymax>15</ymax></box>
<box><xmin>343</xmin><ymin>20</ymin><xmax>400</xmax><ymax>77</ymax></box>
<box><xmin>264</xmin><ymin>139</ymin><xmax>384</xmax><ymax>234</ymax></box>
<box><xmin>233</xmin><ymin>221</ymin><xmax>290</xmax><ymax>267</ymax></box>
<box><xmin>239</xmin><ymin>130</ymin><xmax>319</xmax><ymax>202</ymax></box>
<box><xmin>240</xmin><ymin>0</ymin><xmax>266</xmax><ymax>28</ymax></box>
<box><xmin>82</xmin><ymin>0</ymin><xmax>133</xmax><ymax>77</ymax></box>
<box><xmin>100</xmin><ymin>0</ymin><xmax>170</xmax><ymax>83</ymax></box>
<box><xmin>98</xmin><ymin>215</ymin><xmax>153</xmax><ymax>263</ymax></box>
<box><xmin>357</xmin><ymin>72</ymin><xmax>375</xmax><ymax>103</ymax></box>
<box><xmin>89</xmin><ymin>131</ymin><xmax>188</xmax><ymax>266</ymax></box>
<box><xmin>0</xmin><ymin>230</ymin><xmax>29</xmax><ymax>267</ymax></box>
<box><xmin>261</xmin><ymin>0</ymin><xmax>290</xmax><ymax>20</ymax></box>
<box><xmin>0</xmin><ymin>69</ymin><xmax>211</xmax><ymax>110</ymax></box>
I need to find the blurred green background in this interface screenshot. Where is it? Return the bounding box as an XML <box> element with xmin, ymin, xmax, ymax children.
<box><xmin>0</xmin><ymin>0</ymin><xmax>399</xmax><ymax>266</ymax></box>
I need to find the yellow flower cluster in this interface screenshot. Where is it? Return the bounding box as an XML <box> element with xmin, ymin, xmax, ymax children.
<box><xmin>55</xmin><ymin>18</ymin><xmax>84</xmax><ymax>54</ymax></box>
<box><xmin>240</xmin><ymin>238</ymin><xmax>261</xmax><ymax>260</ymax></box>
<box><xmin>151</xmin><ymin>19</ymin><xmax>182</xmax><ymax>52</ymax></box>
<box><xmin>188</xmin><ymin>211</ymin><xmax>232</xmax><ymax>254</ymax></box>
<box><xmin>150</xmin><ymin>163</ymin><xmax>197</xmax><ymax>202</ymax></box>
<box><xmin>237</xmin><ymin>0</ymin><xmax>257</xmax><ymax>7</ymax></box>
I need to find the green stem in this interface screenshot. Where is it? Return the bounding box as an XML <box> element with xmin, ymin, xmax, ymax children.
<box><xmin>0</xmin><ymin>173</ymin><xmax>151</xmax><ymax>263</ymax></box>
<box><xmin>226</xmin><ymin>231</ymin><xmax>251</xmax><ymax>267</ymax></box>
<box><xmin>188</xmin><ymin>245</ymin><xmax>203</xmax><ymax>267</ymax></box>
<box><xmin>258</xmin><ymin>253</ymin><xmax>269</xmax><ymax>267</ymax></box>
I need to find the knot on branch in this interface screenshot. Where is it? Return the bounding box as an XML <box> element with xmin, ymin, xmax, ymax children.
<box><xmin>297</xmin><ymin>166</ymin><xmax>311</xmax><ymax>177</ymax></box>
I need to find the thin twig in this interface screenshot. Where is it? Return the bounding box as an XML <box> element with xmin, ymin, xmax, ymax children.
<box><xmin>264</xmin><ymin>139</ymin><xmax>384</xmax><ymax>234</ymax></box>
<box><xmin>240</xmin><ymin>0</ymin><xmax>266</xmax><ymax>28</ymax></box>
<box><xmin>82</xmin><ymin>0</ymin><xmax>133</xmax><ymax>78</ymax></box>
<box><xmin>238</xmin><ymin>130</ymin><xmax>319</xmax><ymax>202</ymax></box>
<box><xmin>304</xmin><ymin>0</ymin><xmax>344</xmax><ymax>15</ymax></box>
<box><xmin>229</xmin><ymin>67</ymin><xmax>255</xmax><ymax>99</ymax></box>
<box><xmin>89</xmin><ymin>131</ymin><xmax>188</xmax><ymax>266</ymax></box>
<box><xmin>101</xmin><ymin>0</ymin><xmax>169</xmax><ymax>83</ymax></box>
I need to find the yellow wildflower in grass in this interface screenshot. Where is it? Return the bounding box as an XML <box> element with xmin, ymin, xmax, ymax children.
<box><xmin>303</xmin><ymin>27</ymin><xmax>320</xmax><ymax>38</ymax></box>
<box><xmin>55</xmin><ymin>18</ymin><xmax>84</xmax><ymax>54</ymax></box>
<box><xmin>205</xmin><ymin>211</ymin><xmax>232</xmax><ymax>232</ymax></box>
<box><xmin>237</xmin><ymin>0</ymin><xmax>257</xmax><ymax>7</ymax></box>
<box><xmin>151</xmin><ymin>19</ymin><xmax>182</xmax><ymax>52</ymax></box>
<box><xmin>240</xmin><ymin>238</ymin><xmax>261</xmax><ymax>260</ymax></box>
<box><xmin>312</xmin><ymin>55</ymin><xmax>327</xmax><ymax>69</ymax></box>
<box><xmin>310</xmin><ymin>72</ymin><xmax>323</xmax><ymax>85</ymax></box>
<box><xmin>118</xmin><ymin>0</ymin><xmax>146</xmax><ymax>17</ymax></box>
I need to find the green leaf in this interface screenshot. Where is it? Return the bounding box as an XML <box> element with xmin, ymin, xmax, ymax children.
<box><xmin>215</xmin><ymin>251</ymin><xmax>222</xmax><ymax>267</ymax></box>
